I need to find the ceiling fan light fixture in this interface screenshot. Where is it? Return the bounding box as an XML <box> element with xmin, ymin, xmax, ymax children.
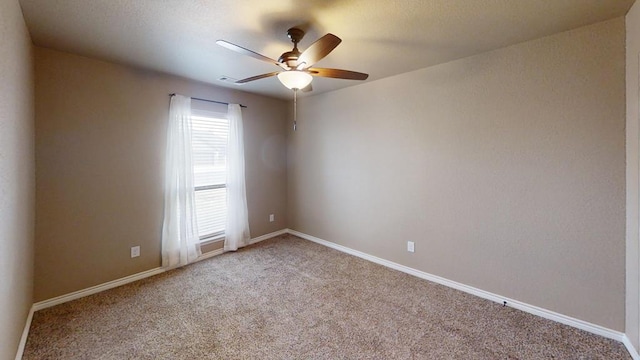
<box><xmin>277</xmin><ymin>70</ymin><xmax>313</xmax><ymax>90</ymax></box>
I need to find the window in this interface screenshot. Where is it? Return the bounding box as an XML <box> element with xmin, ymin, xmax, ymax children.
<box><xmin>191</xmin><ymin>110</ymin><xmax>229</xmax><ymax>241</ymax></box>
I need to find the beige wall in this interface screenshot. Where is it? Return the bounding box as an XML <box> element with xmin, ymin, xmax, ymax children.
<box><xmin>0</xmin><ymin>0</ymin><xmax>35</xmax><ymax>358</ymax></box>
<box><xmin>288</xmin><ymin>18</ymin><xmax>626</xmax><ymax>331</ymax></box>
<box><xmin>627</xmin><ymin>1</ymin><xmax>640</xmax><ymax>351</ymax></box>
<box><xmin>34</xmin><ymin>48</ymin><xmax>288</xmax><ymax>301</ymax></box>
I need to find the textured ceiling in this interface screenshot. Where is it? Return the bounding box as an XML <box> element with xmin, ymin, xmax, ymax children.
<box><xmin>19</xmin><ymin>0</ymin><xmax>635</xmax><ymax>100</ymax></box>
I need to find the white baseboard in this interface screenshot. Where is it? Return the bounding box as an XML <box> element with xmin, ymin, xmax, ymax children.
<box><xmin>250</xmin><ymin>229</ymin><xmax>288</xmax><ymax>245</ymax></box>
<box><xmin>20</xmin><ymin>228</ymin><xmax>637</xmax><ymax>359</ymax></box>
<box><xmin>33</xmin><ymin>267</ymin><xmax>166</xmax><ymax>311</ymax></box>
<box><xmin>197</xmin><ymin>229</ymin><xmax>286</xmax><ymax>260</ymax></box>
<box><xmin>32</xmin><ymin>229</ymin><xmax>288</xmax><ymax>312</ymax></box>
<box><xmin>14</xmin><ymin>305</ymin><xmax>35</xmax><ymax>360</ymax></box>
<box><xmin>623</xmin><ymin>334</ymin><xmax>640</xmax><ymax>360</ymax></box>
<box><xmin>198</xmin><ymin>247</ymin><xmax>225</xmax><ymax>261</ymax></box>
<box><xmin>287</xmin><ymin>229</ymin><xmax>628</xmax><ymax>344</ymax></box>
<box><xmin>17</xmin><ymin>229</ymin><xmax>289</xmax><ymax>359</ymax></box>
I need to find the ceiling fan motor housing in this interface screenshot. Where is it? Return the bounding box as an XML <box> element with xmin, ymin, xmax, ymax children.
<box><xmin>278</xmin><ymin>50</ymin><xmax>300</xmax><ymax>69</ymax></box>
<box><xmin>279</xmin><ymin>28</ymin><xmax>305</xmax><ymax>69</ymax></box>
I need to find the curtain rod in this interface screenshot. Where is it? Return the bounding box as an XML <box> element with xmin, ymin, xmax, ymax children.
<box><xmin>169</xmin><ymin>93</ymin><xmax>247</xmax><ymax>108</ymax></box>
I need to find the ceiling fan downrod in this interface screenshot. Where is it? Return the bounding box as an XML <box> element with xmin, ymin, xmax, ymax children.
<box><xmin>293</xmin><ymin>88</ymin><xmax>298</xmax><ymax>131</ymax></box>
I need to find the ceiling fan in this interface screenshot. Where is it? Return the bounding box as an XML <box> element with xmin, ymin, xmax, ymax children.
<box><xmin>216</xmin><ymin>27</ymin><xmax>369</xmax><ymax>92</ymax></box>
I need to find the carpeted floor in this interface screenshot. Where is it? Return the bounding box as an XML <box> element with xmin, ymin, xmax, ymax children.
<box><xmin>23</xmin><ymin>234</ymin><xmax>631</xmax><ymax>359</ymax></box>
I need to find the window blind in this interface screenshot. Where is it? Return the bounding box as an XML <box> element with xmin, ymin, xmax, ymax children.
<box><xmin>191</xmin><ymin>111</ymin><xmax>229</xmax><ymax>240</ymax></box>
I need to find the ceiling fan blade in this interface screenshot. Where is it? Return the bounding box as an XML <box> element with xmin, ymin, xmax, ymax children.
<box><xmin>236</xmin><ymin>72</ymin><xmax>280</xmax><ymax>84</ymax></box>
<box><xmin>302</xmin><ymin>83</ymin><xmax>313</xmax><ymax>92</ymax></box>
<box><xmin>297</xmin><ymin>34</ymin><xmax>341</xmax><ymax>68</ymax></box>
<box><xmin>216</xmin><ymin>40</ymin><xmax>288</xmax><ymax>70</ymax></box>
<box><xmin>308</xmin><ymin>67</ymin><xmax>369</xmax><ymax>80</ymax></box>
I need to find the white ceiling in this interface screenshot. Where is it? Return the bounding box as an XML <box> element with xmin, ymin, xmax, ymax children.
<box><xmin>19</xmin><ymin>0</ymin><xmax>635</xmax><ymax>100</ymax></box>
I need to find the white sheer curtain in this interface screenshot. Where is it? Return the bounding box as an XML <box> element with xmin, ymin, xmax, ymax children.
<box><xmin>224</xmin><ymin>104</ymin><xmax>251</xmax><ymax>251</ymax></box>
<box><xmin>161</xmin><ymin>94</ymin><xmax>201</xmax><ymax>267</ymax></box>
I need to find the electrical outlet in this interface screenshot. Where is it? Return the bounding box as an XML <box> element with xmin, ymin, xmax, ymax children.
<box><xmin>131</xmin><ymin>246</ymin><xmax>140</xmax><ymax>258</ymax></box>
<box><xmin>407</xmin><ymin>241</ymin><xmax>415</xmax><ymax>253</ymax></box>
<box><xmin>269</xmin><ymin>214</ymin><xmax>275</xmax><ymax>222</ymax></box>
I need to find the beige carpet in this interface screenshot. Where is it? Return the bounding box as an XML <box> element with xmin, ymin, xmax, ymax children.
<box><xmin>24</xmin><ymin>234</ymin><xmax>630</xmax><ymax>359</ymax></box>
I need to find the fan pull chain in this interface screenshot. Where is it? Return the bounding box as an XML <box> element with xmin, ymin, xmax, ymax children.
<box><xmin>293</xmin><ymin>88</ymin><xmax>298</xmax><ymax>131</ymax></box>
